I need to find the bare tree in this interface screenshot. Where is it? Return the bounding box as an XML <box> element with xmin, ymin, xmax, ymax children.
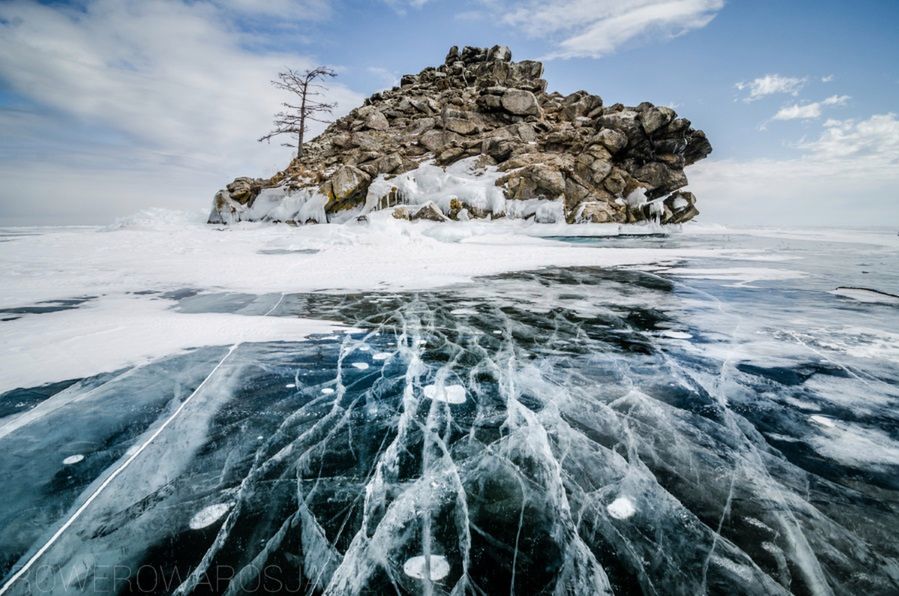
<box><xmin>259</xmin><ymin>66</ymin><xmax>337</xmax><ymax>159</ymax></box>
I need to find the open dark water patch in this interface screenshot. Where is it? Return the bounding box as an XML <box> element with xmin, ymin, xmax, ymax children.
<box><xmin>0</xmin><ymin>295</ymin><xmax>96</xmax><ymax>316</ymax></box>
<box><xmin>1</xmin><ymin>266</ymin><xmax>898</xmax><ymax>594</ymax></box>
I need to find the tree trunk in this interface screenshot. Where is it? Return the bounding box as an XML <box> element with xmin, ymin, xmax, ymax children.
<box><xmin>297</xmin><ymin>80</ymin><xmax>308</xmax><ymax>159</ymax></box>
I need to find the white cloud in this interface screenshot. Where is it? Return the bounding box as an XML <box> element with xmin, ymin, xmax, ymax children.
<box><xmin>0</xmin><ymin>0</ymin><xmax>363</xmax><ymax>224</ymax></box>
<box><xmin>496</xmin><ymin>0</ymin><xmax>724</xmax><ymax>59</ymax></box>
<box><xmin>214</xmin><ymin>0</ymin><xmax>333</xmax><ymax>19</ymax></box>
<box><xmin>690</xmin><ymin>113</ymin><xmax>899</xmax><ymax>225</ymax></box>
<box><xmin>735</xmin><ymin>74</ymin><xmax>806</xmax><ymax>101</ymax></box>
<box><xmin>799</xmin><ymin>112</ymin><xmax>899</xmax><ymax>162</ymax></box>
<box><xmin>772</xmin><ymin>95</ymin><xmax>850</xmax><ymax>121</ymax></box>
<box><xmin>821</xmin><ymin>74</ymin><xmax>835</xmax><ymax>83</ymax></box>
<box><xmin>366</xmin><ymin>66</ymin><xmax>401</xmax><ymax>90</ymax></box>
<box><xmin>382</xmin><ymin>0</ymin><xmax>432</xmax><ymax>14</ymax></box>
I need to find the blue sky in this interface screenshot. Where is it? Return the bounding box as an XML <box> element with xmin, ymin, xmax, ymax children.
<box><xmin>1</xmin><ymin>0</ymin><xmax>897</xmax><ymax>225</ymax></box>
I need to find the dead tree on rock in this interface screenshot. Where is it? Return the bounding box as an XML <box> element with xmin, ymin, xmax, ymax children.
<box><xmin>259</xmin><ymin>66</ymin><xmax>337</xmax><ymax>159</ymax></box>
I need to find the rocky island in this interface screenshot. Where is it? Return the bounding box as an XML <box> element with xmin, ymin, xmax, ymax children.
<box><xmin>209</xmin><ymin>45</ymin><xmax>712</xmax><ymax>226</ymax></box>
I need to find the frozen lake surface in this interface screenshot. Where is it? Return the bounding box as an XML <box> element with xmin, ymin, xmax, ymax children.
<box><xmin>1</xmin><ymin>214</ymin><xmax>897</xmax><ymax>594</ymax></box>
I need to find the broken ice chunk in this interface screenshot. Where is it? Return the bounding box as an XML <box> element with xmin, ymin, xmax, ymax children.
<box><xmin>607</xmin><ymin>496</ymin><xmax>636</xmax><ymax>520</ymax></box>
<box><xmin>403</xmin><ymin>554</ymin><xmax>450</xmax><ymax>581</ymax></box>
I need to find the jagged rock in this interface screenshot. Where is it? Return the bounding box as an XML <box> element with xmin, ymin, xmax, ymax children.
<box><xmin>321</xmin><ymin>165</ymin><xmax>371</xmax><ymax>212</ymax></box>
<box><xmin>358</xmin><ymin>106</ymin><xmax>389</xmax><ymax>131</ymax></box>
<box><xmin>663</xmin><ymin>191</ymin><xmax>699</xmax><ymax>224</ymax></box>
<box><xmin>640</xmin><ymin>106</ymin><xmax>674</xmax><ymax>135</ymax></box>
<box><xmin>487</xmin><ymin>45</ymin><xmax>512</xmax><ymax>62</ymax></box>
<box><xmin>576</xmin><ymin>201</ymin><xmax>621</xmax><ymax>224</ymax></box>
<box><xmin>500</xmin><ymin>164</ymin><xmax>566</xmax><ymax>199</ymax></box>
<box><xmin>409</xmin><ymin>201</ymin><xmax>448</xmax><ymax>222</ymax></box>
<box><xmin>593</xmin><ymin>129</ymin><xmax>627</xmax><ymax>154</ymax></box>
<box><xmin>501</xmin><ymin>89</ymin><xmax>539</xmax><ymax>116</ymax></box>
<box><xmin>225</xmin><ymin>177</ymin><xmax>259</xmax><ymax>204</ymax></box>
<box><xmin>209</xmin><ymin>44</ymin><xmax>712</xmax><ymax>226</ymax></box>
<box><xmin>444</xmin><ymin>117</ymin><xmax>478</xmax><ymax>135</ymax></box>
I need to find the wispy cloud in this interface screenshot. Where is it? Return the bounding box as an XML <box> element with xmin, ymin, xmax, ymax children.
<box><xmin>772</xmin><ymin>95</ymin><xmax>850</xmax><ymax>121</ymax></box>
<box><xmin>215</xmin><ymin>0</ymin><xmax>334</xmax><ymax>20</ymax></box>
<box><xmin>735</xmin><ymin>74</ymin><xmax>806</xmax><ymax>102</ymax></box>
<box><xmin>691</xmin><ymin>113</ymin><xmax>899</xmax><ymax>225</ymax></box>
<box><xmin>366</xmin><ymin>66</ymin><xmax>400</xmax><ymax>89</ymax></box>
<box><xmin>799</xmin><ymin>112</ymin><xmax>899</xmax><ymax>161</ymax></box>
<box><xmin>821</xmin><ymin>74</ymin><xmax>835</xmax><ymax>83</ymax></box>
<box><xmin>382</xmin><ymin>0</ymin><xmax>432</xmax><ymax>15</ymax></box>
<box><xmin>494</xmin><ymin>0</ymin><xmax>724</xmax><ymax>59</ymax></box>
<box><xmin>0</xmin><ymin>0</ymin><xmax>362</xmax><ymax>223</ymax></box>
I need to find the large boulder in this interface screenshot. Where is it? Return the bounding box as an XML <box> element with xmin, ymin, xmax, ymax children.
<box><xmin>321</xmin><ymin>165</ymin><xmax>371</xmax><ymax>212</ymax></box>
<box><xmin>487</xmin><ymin>44</ymin><xmax>512</xmax><ymax>62</ymax></box>
<box><xmin>225</xmin><ymin>177</ymin><xmax>259</xmax><ymax>205</ymax></box>
<box><xmin>500</xmin><ymin>164</ymin><xmax>566</xmax><ymax>199</ymax></box>
<box><xmin>501</xmin><ymin>89</ymin><xmax>540</xmax><ymax>116</ymax></box>
<box><xmin>359</xmin><ymin>106</ymin><xmax>389</xmax><ymax>131</ymax></box>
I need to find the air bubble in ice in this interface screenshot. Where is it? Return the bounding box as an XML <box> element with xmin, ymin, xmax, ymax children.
<box><xmin>62</xmin><ymin>454</ymin><xmax>84</xmax><ymax>465</ymax></box>
<box><xmin>403</xmin><ymin>554</ymin><xmax>450</xmax><ymax>581</ymax></box>
<box><xmin>607</xmin><ymin>496</ymin><xmax>636</xmax><ymax>520</ymax></box>
<box><xmin>285</xmin><ymin>383</ymin><xmax>296</xmax><ymax>388</ymax></box>
<box><xmin>189</xmin><ymin>503</ymin><xmax>231</xmax><ymax>530</ymax></box>
<box><xmin>321</xmin><ymin>387</ymin><xmax>335</xmax><ymax>395</ymax></box>
<box><xmin>373</xmin><ymin>352</ymin><xmax>391</xmax><ymax>361</ymax></box>
<box><xmin>351</xmin><ymin>362</ymin><xmax>370</xmax><ymax>370</ymax></box>
<box><xmin>423</xmin><ymin>384</ymin><xmax>466</xmax><ymax>404</ymax></box>
<box><xmin>810</xmin><ymin>415</ymin><xmax>836</xmax><ymax>428</ymax></box>
<box><xmin>660</xmin><ymin>330</ymin><xmax>692</xmax><ymax>339</ymax></box>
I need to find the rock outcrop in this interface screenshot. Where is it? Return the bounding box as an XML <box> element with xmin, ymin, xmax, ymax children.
<box><xmin>209</xmin><ymin>45</ymin><xmax>712</xmax><ymax>225</ymax></box>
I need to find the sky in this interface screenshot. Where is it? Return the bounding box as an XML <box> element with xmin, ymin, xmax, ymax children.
<box><xmin>0</xmin><ymin>0</ymin><xmax>897</xmax><ymax>226</ymax></box>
